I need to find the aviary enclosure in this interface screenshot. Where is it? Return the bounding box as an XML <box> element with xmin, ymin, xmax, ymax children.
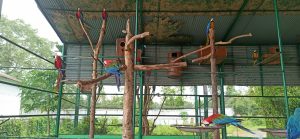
<box><xmin>1</xmin><ymin>0</ymin><xmax>300</xmax><ymax>139</ymax></box>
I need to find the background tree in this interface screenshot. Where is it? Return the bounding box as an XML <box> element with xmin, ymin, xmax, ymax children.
<box><xmin>0</xmin><ymin>17</ymin><xmax>56</xmax><ymax>77</ymax></box>
<box><xmin>21</xmin><ymin>70</ymin><xmax>57</xmax><ymax>135</ymax></box>
<box><xmin>248</xmin><ymin>86</ymin><xmax>300</xmax><ymax>129</ymax></box>
<box><xmin>0</xmin><ymin>17</ymin><xmax>59</xmax><ymax>136</ymax></box>
<box><xmin>225</xmin><ymin>86</ymin><xmax>259</xmax><ymax>116</ymax></box>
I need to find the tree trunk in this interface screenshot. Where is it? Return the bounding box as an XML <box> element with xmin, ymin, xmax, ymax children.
<box><xmin>89</xmin><ymin>53</ymin><xmax>98</xmax><ymax>139</ymax></box>
<box><xmin>122</xmin><ymin>19</ymin><xmax>134</xmax><ymax>139</ymax></box>
<box><xmin>209</xmin><ymin>25</ymin><xmax>220</xmax><ymax>139</ymax></box>
<box><xmin>142</xmin><ymin>85</ymin><xmax>151</xmax><ymax>135</ymax></box>
<box><xmin>88</xmin><ymin>9</ymin><xmax>107</xmax><ymax>139</ymax></box>
<box><xmin>122</xmin><ymin>19</ymin><xmax>150</xmax><ymax>139</ymax></box>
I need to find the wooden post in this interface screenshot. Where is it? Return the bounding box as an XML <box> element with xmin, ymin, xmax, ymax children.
<box><xmin>88</xmin><ymin>9</ymin><xmax>107</xmax><ymax>139</ymax></box>
<box><xmin>122</xmin><ymin>19</ymin><xmax>150</xmax><ymax>139</ymax></box>
<box><xmin>209</xmin><ymin>20</ymin><xmax>220</xmax><ymax>139</ymax></box>
<box><xmin>123</xmin><ymin>19</ymin><xmax>134</xmax><ymax>139</ymax></box>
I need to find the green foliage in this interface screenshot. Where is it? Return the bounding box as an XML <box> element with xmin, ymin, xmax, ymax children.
<box><xmin>20</xmin><ymin>70</ymin><xmax>57</xmax><ymax>113</ymax></box>
<box><xmin>151</xmin><ymin>125</ymin><xmax>192</xmax><ymax>135</ymax></box>
<box><xmin>162</xmin><ymin>87</ymin><xmax>190</xmax><ymax>108</ymax></box>
<box><xmin>248</xmin><ymin>86</ymin><xmax>300</xmax><ymax>129</ymax></box>
<box><xmin>0</xmin><ymin>17</ymin><xmax>56</xmax><ymax>76</ymax></box>
<box><xmin>225</xmin><ymin>86</ymin><xmax>259</xmax><ymax>116</ymax></box>
<box><xmin>0</xmin><ymin>117</ymin><xmax>56</xmax><ymax>137</ymax></box>
<box><xmin>97</xmin><ymin>95</ymin><xmax>123</xmax><ymax>108</ymax></box>
<box><xmin>180</xmin><ymin>111</ymin><xmax>188</xmax><ymax>123</ymax></box>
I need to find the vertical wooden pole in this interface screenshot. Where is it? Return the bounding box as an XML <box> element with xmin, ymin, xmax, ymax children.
<box><xmin>123</xmin><ymin>19</ymin><xmax>134</xmax><ymax>139</ymax></box>
<box><xmin>209</xmin><ymin>19</ymin><xmax>220</xmax><ymax>139</ymax></box>
<box><xmin>89</xmin><ymin>10</ymin><xmax>107</xmax><ymax>138</ymax></box>
<box><xmin>89</xmin><ymin>51</ymin><xmax>98</xmax><ymax>139</ymax></box>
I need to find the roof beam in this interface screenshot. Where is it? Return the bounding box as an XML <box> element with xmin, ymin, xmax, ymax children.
<box><xmin>43</xmin><ymin>8</ymin><xmax>300</xmax><ymax>13</ymax></box>
<box><xmin>222</xmin><ymin>0</ymin><xmax>249</xmax><ymax>41</ymax></box>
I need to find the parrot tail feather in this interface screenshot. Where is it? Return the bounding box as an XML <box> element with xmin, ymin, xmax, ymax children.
<box><xmin>115</xmin><ymin>73</ymin><xmax>121</xmax><ymax>92</ymax></box>
<box><xmin>236</xmin><ymin>125</ymin><xmax>255</xmax><ymax>135</ymax></box>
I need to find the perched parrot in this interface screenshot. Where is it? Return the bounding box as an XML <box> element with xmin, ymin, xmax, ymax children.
<box><xmin>76</xmin><ymin>8</ymin><xmax>91</xmax><ymax>28</ymax></box>
<box><xmin>205</xmin><ymin>18</ymin><xmax>214</xmax><ymax>45</ymax></box>
<box><xmin>202</xmin><ymin>114</ymin><xmax>255</xmax><ymax>134</ymax></box>
<box><xmin>54</xmin><ymin>54</ymin><xmax>64</xmax><ymax>92</ymax></box>
<box><xmin>287</xmin><ymin>108</ymin><xmax>300</xmax><ymax>139</ymax></box>
<box><xmin>102</xmin><ymin>8</ymin><xmax>108</xmax><ymax>20</ymax></box>
<box><xmin>104</xmin><ymin>60</ymin><xmax>121</xmax><ymax>91</ymax></box>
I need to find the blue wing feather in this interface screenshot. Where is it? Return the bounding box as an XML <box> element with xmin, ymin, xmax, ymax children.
<box><xmin>287</xmin><ymin>108</ymin><xmax>300</xmax><ymax>139</ymax></box>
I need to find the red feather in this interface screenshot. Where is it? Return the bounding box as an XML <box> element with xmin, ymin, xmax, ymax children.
<box><xmin>203</xmin><ymin>114</ymin><xmax>222</xmax><ymax>123</ymax></box>
<box><xmin>76</xmin><ymin>8</ymin><xmax>81</xmax><ymax>19</ymax></box>
<box><xmin>54</xmin><ymin>55</ymin><xmax>63</xmax><ymax>69</ymax></box>
<box><xmin>102</xmin><ymin>8</ymin><xmax>108</xmax><ymax>20</ymax></box>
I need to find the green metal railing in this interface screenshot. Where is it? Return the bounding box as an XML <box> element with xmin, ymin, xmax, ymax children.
<box><xmin>55</xmin><ymin>45</ymin><xmax>65</xmax><ymax>137</ymax></box>
<box><xmin>273</xmin><ymin>0</ymin><xmax>289</xmax><ymax>118</ymax></box>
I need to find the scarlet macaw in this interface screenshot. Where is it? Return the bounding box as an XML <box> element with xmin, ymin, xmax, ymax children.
<box><xmin>54</xmin><ymin>54</ymin><xmax>64</xmax><ymax>92</ymax></box>
<box><xmin>287</xmin><ymin>108</ymin><xmax>300</xmax><ymax>139</ymax></box>
<box><xmin>104</xmin><ymin>60</ymin><xmax>121</xmax><ymax>91</ymax></box>
<box><xmin>102</xmin><ymin>8</ymin><xmax>108</xmax><ymax>20</ymax></box>
<box><xmin>75</xmin><ymin>8</ymin><xmax>92</xmax><ymax>28</ymax></box>
<box><xmin>202</xmin><ymin>114</ymin><xmax>255</xmax><ymax>134</ymax></box>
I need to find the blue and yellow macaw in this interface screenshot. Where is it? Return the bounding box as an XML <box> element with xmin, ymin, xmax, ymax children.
<box><xmin>205</xmin><ymin>18</ymin><xmax>214</xmax><ymax>45</ymax></box>
<box><xmin>287</xmin><ymin>108</ymin><xmax>300</xmax><ymax>139</ymax></box>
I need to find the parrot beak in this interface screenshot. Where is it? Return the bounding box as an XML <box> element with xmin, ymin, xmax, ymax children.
<box><xmin>202</xmin><ymin>120</ymin><xmax>209</xmax><ymax>126</ymax></box>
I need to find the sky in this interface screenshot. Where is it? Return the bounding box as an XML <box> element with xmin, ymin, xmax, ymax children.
<box><xmin>2</xmin><ymin>0</ymin><xmax>61</xmax><ymax>43</ymax></box>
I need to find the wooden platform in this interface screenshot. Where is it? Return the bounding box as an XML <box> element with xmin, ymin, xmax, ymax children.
<box><xmin>258</xmin><ymin>128</ymin><xmax>286</xmax><ymax>137</ymax></box>
<box><xmin>174</xmin><ymin>125</ymin><xmax>221</xmax><ymax>133</ymax></box>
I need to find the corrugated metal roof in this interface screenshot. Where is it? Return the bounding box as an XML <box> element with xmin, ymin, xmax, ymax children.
<box><xmin>36</xmin><ymin>0</ymin><xmax>300</xmax><ymax>45</ymax></box>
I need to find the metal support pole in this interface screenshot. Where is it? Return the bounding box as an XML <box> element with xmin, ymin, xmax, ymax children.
<box><xmin>273</xmin><ymin>0</ymin><xmax>289</xmax><ymax>118</ymax></box>
<box><xmin>138</xmin><ymin>71</ymin><xmax>144</xmax><ymax>139</ymax></box>
<box><xmin>219</xmin><ymin>65</ymin><xmax>227</xmax><ymax>139</ymax></box>
<box><xmin>194</xmin><ymin>86</ymin><xmax>201</xmax><ymax>138</ymax></box>
<box><xmin>74</xmin><ymin>87</ymin><xmax>80</xmax><ymax>128</ymax></box>
<box><xmin>258</xmin><ymin>46</ymin><xmax>264</xmax><ymax>96</ymax></box>
<box><xmin>55</xmin><ymin>45</ymin><xmax>65</xmax><ymax>137</ymax></box>
<box><xmin>87</xmin><ymin>94</ymin><xmax>91</xmax><ymax>115</ymax></box>
<box><xmin>203</xmin><ymin>85</ymin><xmax>209</xmax><ymax>138</ymax></box>
<box><xmin>194</xmin><ymin>86</ymin><xmax>199</xmax><ymax>125</ymax></box>
<box><xmin>132</xmin><ymin>0</ymin><xmax>140</xmax><ymax>136</ymax></box>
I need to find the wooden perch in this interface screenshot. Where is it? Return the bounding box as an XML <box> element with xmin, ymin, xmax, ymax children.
<box><xmin>192</xmin><ymin>53</ymin><xmax>212</xmax><ymax>63</ymax></box>
<box><xmin>78</xmin><ymin>20</ymin><xmax>94</xmax><ymax>52</ymax></box>
<box><xmin>171</xmin><ymin>45</ymin><xmax>211</xmax><ymax>63</ymax></box>
<box><xmin>127</xmin><ymin>32</ymin><xmax>150</xmax><ymax>46</ymax></box>
<box><xmin>215</xmin><ymin>33</ymin><xmax>252</xmax><ymax>45</ymax></box>
<box><xmin>76</xmin><ymin>65</ymin><xmax>126</xmax><ymax>92</ymax></box>
<box><xmin>77</xmin><ymin>73</ymin><xmax>112</xmax><ymax>92</ymax></box>
<box><xmin>134</xmin><ymin>62</ymin><xmax>187</xmax><ymax>71</ymax></box>
<box><xmin>255</xmin><ymin>53</ymin><xmax>280</xmax><ymax>65</ymax></box>
<box><xmin>171</xmin><ymin>33</ymin><xmax>252</xmax><ymax>63</ymax></box>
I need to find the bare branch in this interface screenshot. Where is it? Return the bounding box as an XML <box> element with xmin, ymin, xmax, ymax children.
<box><xmin>95</xmin><ymin>18</ymin><xmax>107</xmax><ymax>53</ymax></box>
<box><xmin>192</xmin><ymin>53</ymin><xmax>212</xmax><ymax>63</ymax></box>
<box><xmin>150</xmin><ymin>96</ymin><xmax>167</xmax><ymax>134</ymax></box>
<box><xmin>127</xmin><ymin>32</ymin><xmax>150</xmax><ymax>46</ymax></box>
<box><xmin>171</xmin><ymin>45</ymin><xmax>211</xmax><ymax>63</ymax></box>
<box><xmin>134</xmin><ymin>62</ymin><xmax>187</xmax><ymax>71</ymax></box>
<box><xmin>215</xmin><ymin>33</ymin><xmax>252</xmax><ymax>45</ymax></box>
<box><xmin>77</xmin><ymin>73</ymin><xmax>112</xmax><ymax>92</ymax></box>
<box><xmin>78</xmin><ymin>20</ymin><xmax>94</xmax><ymax>52</ymax></box>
